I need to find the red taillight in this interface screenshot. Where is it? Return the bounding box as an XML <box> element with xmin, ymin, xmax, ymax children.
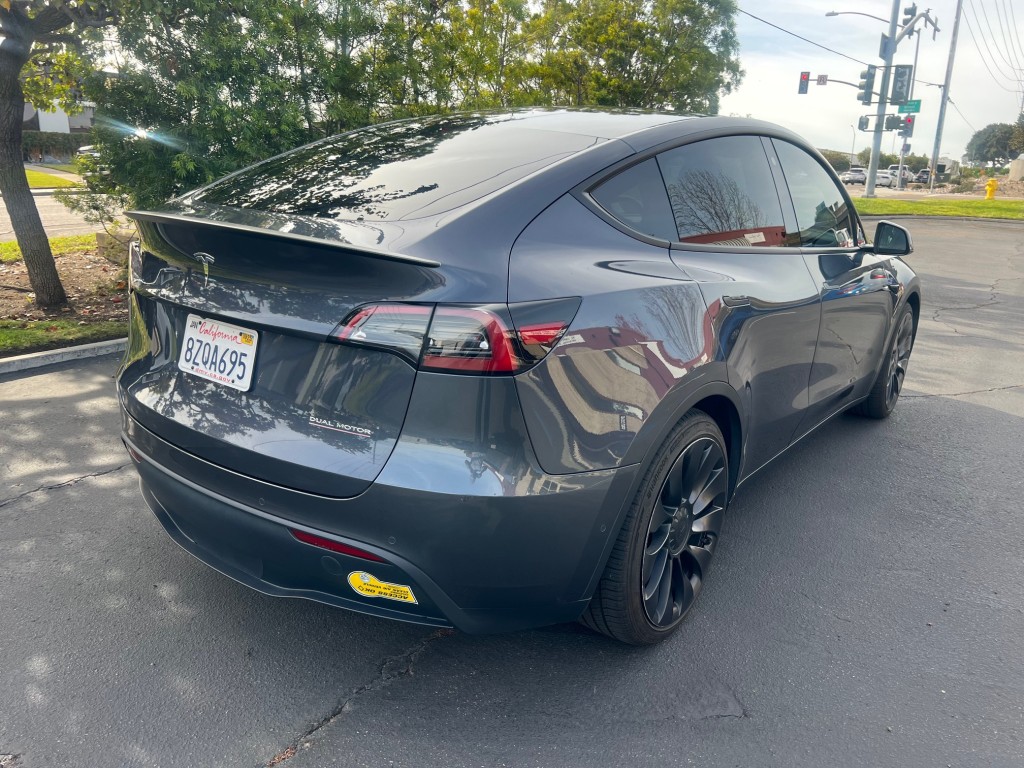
<box><xmin>517</xmin><ymin>322</ymin><xmax>568</xmax><ymax>348</ymax></box>
<box><xmin>331</xmin><ymin>303</ymin><xmax>432</xmax><ymax>363</ymax></box>
<box><xmin>421</xmin><ymin>306</ymin><xmax>519</xmax><ymax>373</ymax></box>
<box><xmin>330</xmin><ymin>298</ymin><xmax>580</xmax><ymax>375</ymax></box>
<box><xmin>290</xmin><ymin>529</ymin><xmax>387</xmax><ymax>562</ymax></box>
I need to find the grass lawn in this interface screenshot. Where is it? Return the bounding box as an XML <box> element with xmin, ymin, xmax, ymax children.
<box><xmin>25</xmin><ymin>169</ymin><xmax>78</xmax><ymax>189</ymax></box>
<box><xmin>0</xmin><ymin>319</ymin><xmax>126</xmax><ymax>356</ymax></box>
<box><xmin>0</xmin><ymin>234</ymin><xmax>97</xmax><ymax>263</ymax></box>
<box><xmin>854</xmin><ymin>197</ymin><xmax>1024</xmax><ymax>220</ymax></box>
<box><xmin>39</xmin><ymin>163</ymin><xmax>79</xmax><ymax>174</ymax></box>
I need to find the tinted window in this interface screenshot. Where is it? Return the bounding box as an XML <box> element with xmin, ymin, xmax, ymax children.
<box><xmin>590</xmin><ymin>158</ymin><xmax>677</xmax><ymax>241</ymax></box>
<box><xmin>656</xmin><ymin>136</ymin><xmax>787</xmax><ymax>247</ymax></box>
<box><xmin>773</xmin><ymin>140</ymin><xmax>854</xmax><ymax>248</ymax></box>
<box><xmin>194</xmin><ymin>113</ymin><xmax>603</xmax><ymax>221</ymax></box>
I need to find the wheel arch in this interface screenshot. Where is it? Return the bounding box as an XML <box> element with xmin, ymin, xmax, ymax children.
<box><xmin>621</xmin><ymin>372</ymin><xmax>745</xmax><ymax>500</ymax></box>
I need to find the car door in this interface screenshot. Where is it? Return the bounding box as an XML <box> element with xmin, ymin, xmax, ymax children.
<box><xmin>661</xmin><ymin>135</ymin><xmax>822</xmax><ymax>479</ymax></box>
<box><xmin>769</xmin><ymin>139</ymin><xmax>898</xmax><ymax>437</ymax></box>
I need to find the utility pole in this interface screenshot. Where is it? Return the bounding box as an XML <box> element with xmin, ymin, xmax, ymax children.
<box><xmin>866</xmin><ymin>0</ymin><xmax>902</xmax><ymax>197</ymax></box>
<box><xmin>930</xmin><ymin>0</ymin><xmax>963</xmax><ymax>191</ymax></box>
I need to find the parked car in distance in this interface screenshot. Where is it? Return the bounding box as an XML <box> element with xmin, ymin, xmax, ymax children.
<box><xmin>875</xmin><ymin>170</ymin><xmax>895</xmax><ymax>187</ymax></box>
<box><xmin>119</xmin><ymin>109</ymin><xmax>921</xmax><ymax>645</ymax></box>
<box><xmin>841</xmin><ymin>167</ymin><xmax>866</xmax><ymax>184</ymax></box>
<box><xmin>914</xmin><ymin>169</ymin><xmax>931</xmax><ymax>183</ymax></box>
<box><xmin>887</xmin><ymin>164</ymin><xmax>913</xmax><ymax>183</ymax></box>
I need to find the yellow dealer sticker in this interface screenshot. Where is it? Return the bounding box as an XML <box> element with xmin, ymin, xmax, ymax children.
<box><xmin>347</xmin><ymin>571</ymin><xmax>418</xmax><ymax>604</ymax></box>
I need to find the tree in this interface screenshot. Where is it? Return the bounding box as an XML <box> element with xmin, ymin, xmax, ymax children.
<box><xmin>0</xmin><ymin>1</ymin><xmax>116</xmax><ymax>306</ymax></box>
<box><xmin>531</xmin><ymin>0</ymin><xmax>741</xmax><ymax>112</ymax></box>
<box><xmin>1010</xmin><ymin>111</ymin><xmax>1024</xmax><ymax>157</ymax></box>
<box><xmin>966</xmin><ymin>122</ymin><xmax>1014</xmax><ymax>166</ymax></box>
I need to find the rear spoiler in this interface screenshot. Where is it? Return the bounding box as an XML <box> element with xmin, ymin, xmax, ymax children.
<box><xmin>126</xmin><ymin>210</ymin><xmax>441</xmax><ymax>268</ymax></box>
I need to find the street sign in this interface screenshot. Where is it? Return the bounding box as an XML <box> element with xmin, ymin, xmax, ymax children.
<box><xmin>898</xmin><ymin>99</ymin><xmax>921</xmax><ymax>114</ymax></box>
<box><xmin>816</xmin><ymin>74</ymin><xmax>828</xmax><ymax>85</ymax></box>
<box><xmin>903</xmin><ymin>143</ymin><xmax>911</xmax><ymax>153</ymax></box>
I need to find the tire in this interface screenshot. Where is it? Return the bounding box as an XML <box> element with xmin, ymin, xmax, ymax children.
<box><xmin>580</xmin><ymin>410</ymin><xmax>729</xmax><ymax>645</ymax></box>
<box><xmin>856</xmin><ymin>303</ymin><xmax>915</xmax><ymax>419</ymax></box>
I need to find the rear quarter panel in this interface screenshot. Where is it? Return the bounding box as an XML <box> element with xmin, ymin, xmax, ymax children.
<box><xmin>509</xmin><ymin>195</ymin><xmax>723</xmax><ymax>475</ymax></box>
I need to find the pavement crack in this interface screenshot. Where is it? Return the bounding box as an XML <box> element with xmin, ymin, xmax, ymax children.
<box><xmin>0</xmin><ymin>463</ymin><xmax>130</xmax><ymax>509</ymax></box>
<box><xmin>265</xmin><ymin>628</ymin><xmax>454</xmax><ymax>767</ymax></box>
<box><xmin>904</xmin><ymin>383</ymin><xmax>1023</xmax><ymax>399</ymax></box>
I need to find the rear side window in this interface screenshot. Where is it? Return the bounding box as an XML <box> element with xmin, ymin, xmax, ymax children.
<box><xmin>773</xmin><ymin>140</ymin><xmax>854</xmax><ymax>248</ymax></box>
<box><xmin>590</xmin><ymin>158</ymin><xmax>678</xmax><ymax>241</ymax></box>
<box><xmin>656</xmin><ymin>136</ymin><xmax>787</xmax><ymax>247</ymax></box>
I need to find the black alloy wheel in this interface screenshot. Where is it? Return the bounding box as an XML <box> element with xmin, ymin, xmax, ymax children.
<box><xmin>581</xmin><ymin>411</ymin><xmax>729</xmax><ymax>645</ymax></box>
<box><xmin>641</xmin><ymin>436</ymin><xmax>727</xmax><ymax>628</ymax></box>
<box><xmin>858</xmin><ymin>303</ymin><xmax>915</xmax><ymax>419</ymax></box>
<box><xmin>885</xmin><ymin>309</ymin><xmax>915</xmax><ymax>410</ymax></box>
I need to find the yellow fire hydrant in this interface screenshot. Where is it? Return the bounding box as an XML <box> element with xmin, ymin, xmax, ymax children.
<box><xmin>985</xmin><ymin>178</ymin><xmax>999</xmax><ymax>199</ymax></box>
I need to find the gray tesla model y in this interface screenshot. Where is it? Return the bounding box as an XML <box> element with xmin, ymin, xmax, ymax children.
<box><xmin>118</xmin><ymin>109</ymin><xmax>920</xmax><ymax>644</ymax></box>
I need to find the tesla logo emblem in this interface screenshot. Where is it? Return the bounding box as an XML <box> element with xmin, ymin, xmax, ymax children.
<box><xmin>190</xmin><ymin>252</ymin><xmax>215</xmax><ymax>285</ymax></box>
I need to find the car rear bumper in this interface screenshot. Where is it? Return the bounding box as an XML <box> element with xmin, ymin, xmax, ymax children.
<box><xmin>122</xmin><ymin>417</ymin><xmax>639</xmax><ymax>634</ymax></box>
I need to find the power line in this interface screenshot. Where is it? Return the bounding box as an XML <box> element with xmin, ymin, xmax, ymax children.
<box><xmin>1002</xmin><ymin>0</ymin><xmax>1024</xmax><ymax>74</ymax></box>
<box><xmin>946</xmin><ymin>97</ymin><xmax>977</xmax><ymax>133</ymax></box>
<box><xmin>738</xmin><ymin>8</ymin><xmax>941</xmax><ymax>90</ymax></box>
<box><xmin>968</xmin><ymin>0</ymin><xmax>1023</xmax><ymax>83</ymax></box>
<box><xmin>994</xmin><ymin>0</ymin><xmax>1024</xmax><ymax>75</ymax></box>
<box><xmin>962</xmin><ymin>10</ymin><xmax>1023</xmax><ymax>94</ymax></box>
<box><xmin>737</xmin><ymin>8</ymin><xmax>869</xmax><ymax>67</ymax></box>
<box><xmin>979</xmin><ymin>0</ymin><xmax>1024</xmax><ymax>74</ymax></box>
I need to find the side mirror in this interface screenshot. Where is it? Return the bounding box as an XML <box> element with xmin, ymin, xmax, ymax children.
<box><xmin>872</xmin><ymin>220</ymin><xmax>913</xmax><ymax>256</ymax></box>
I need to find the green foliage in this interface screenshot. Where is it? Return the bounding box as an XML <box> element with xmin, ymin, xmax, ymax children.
<box><xmin>76</xmin><ymin>0</ymin><xmax>742</xmax><ymax>212</ymax></box>
<box><xmin>0</xmin><ymin>234</ymin><xmax>97</xmax><ymax>263</ymax></box>
<box><xmin>1011</xmin><ymin>112</ymin><xmax>1024</xmax><ymax>156</ymax></box>
<box><xmin>819</xmin><ymin>149</ymin><xmax>852</xmax><ymax>172</ymax></box>
<box><xmin>853</xmin><ymin>197</ymin><xmax>1024</xmax><ymax>220</ymax></box>
<box><xmin>966</xmin><ymin>123</ymin><xmax>1015</xmax><ymax>165</ymax></box>
<box><xmin>0</xmin><ymin>319</ymin><xmax>127</xmax><ymax>356</ymax></box>
<box><xmin>25</xmin><ymin>169</ymin><xmax>77</xmax><ymax>188</ymax></box>
<box><xmin>21</xmin><ymin>131</ymin><xmax>89</xmax><ymax>158</ymax></box>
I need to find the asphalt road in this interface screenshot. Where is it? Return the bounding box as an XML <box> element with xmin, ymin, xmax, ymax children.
<box><xmin>1</xmin><ymin>218</ymin><xmax>1022</xmax><ymax>768</ymax></box>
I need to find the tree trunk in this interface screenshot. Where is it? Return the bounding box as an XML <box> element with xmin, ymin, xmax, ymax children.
<box><xmin>0</xmin><ymin>44</ymin><xmax>67</xmax><ymax>307</ymax></box>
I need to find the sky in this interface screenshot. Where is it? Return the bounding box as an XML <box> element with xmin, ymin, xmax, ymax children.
<box><xmin>719</xmin><ymin>0</ymin><xmax>1024</xmax><ymax>162</ymax></box>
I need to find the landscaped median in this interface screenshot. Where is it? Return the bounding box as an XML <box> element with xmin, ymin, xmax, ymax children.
<box><xmin>0</xmin><ymin>233</ymin><xmax>128</xmax><ymax>359</ymax></box>
<box><xmin>853</xmin><ymin>196</ymin><xmax>1024</xmax><ymax>220</ymax></box>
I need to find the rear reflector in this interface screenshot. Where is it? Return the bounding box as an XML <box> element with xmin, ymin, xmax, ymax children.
<box><xmin>290</xmin><ymin>529</ymin><xmax>387</xmax><ymax>562</ymax></box>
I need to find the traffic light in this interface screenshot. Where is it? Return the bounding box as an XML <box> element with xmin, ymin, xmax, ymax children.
<box><xmin>885</xmin><ymin>115</ymin><xmax>901</xmax><ymax>130</ymax></box>
<box><xmin>858</xmin><ymin>116</ymin><xmax>870</xmax><ymax>131</ymax></box>
<box><xmin>857</xmin><ymin>65</ymin><xmax>877</xmax><ymax>105</ymax></box>
<box><xmin>903</xmin><ymin>3</ymin><xmax>918</xmax><ymax>25</ymax></box>
<box><xmin>899</xmin><ymin>115</ymin><xmax>915</xmax><ymax>137</ymax></box>
<box><xmin>798</xmin><ymin>71</ymin><xmax>810</xmax><ymax>94</ymax></box>
<box><xmin>890</xmin><ymin>65</ymin><xmax>913</xmax><ymax>104</ymax></box>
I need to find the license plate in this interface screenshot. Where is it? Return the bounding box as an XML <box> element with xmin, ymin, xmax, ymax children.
<box><xmin>178</xmin><ymin>314</ymin><xmax>258</xmax><ymax>391</ymax></box>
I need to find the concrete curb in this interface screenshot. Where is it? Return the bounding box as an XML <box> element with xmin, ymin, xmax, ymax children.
<box><xmin>0</xmin><ymin>337</ymin><xmax>127</xmax><ymax>376</ymax></box>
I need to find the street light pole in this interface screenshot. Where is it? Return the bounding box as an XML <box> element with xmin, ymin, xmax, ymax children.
<box><xmin>930</xmin><ymin>0</ymin><xmax>963</xmax><ymax>191</ymax></box>
<box><xmin>850</xmin><ymin>124</ymin><xmax>856</xmax><ymax>167</ymax></box>
<box><xmin>866</xmin><ymin>0</ymin><xmax>902</xmax><ymax>197</ymax></box>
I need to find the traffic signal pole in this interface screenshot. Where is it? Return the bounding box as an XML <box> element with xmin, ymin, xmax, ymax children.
<box><xmin>866</xmin><ymin>0</ymin><xmax>902</xmax><ymax>197</ymax></box>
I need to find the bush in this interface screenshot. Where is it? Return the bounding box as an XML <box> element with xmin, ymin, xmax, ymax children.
<box><xmin>21</xmin><ymin>130</ymin><xmax>89</xmax><ymax>161</ymax></box>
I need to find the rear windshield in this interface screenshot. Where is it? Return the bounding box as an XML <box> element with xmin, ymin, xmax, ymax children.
<box><xmin>193</xmin><ymin>113</ymin><xmax>603</xmax><ymax>221</ymax></box>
